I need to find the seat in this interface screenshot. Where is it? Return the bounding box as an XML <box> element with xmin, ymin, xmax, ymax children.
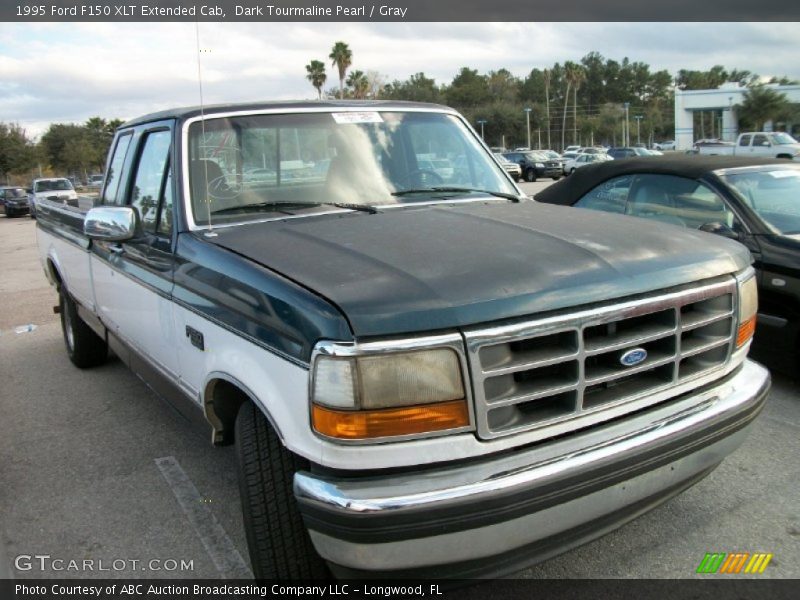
<box><xmin>627</xmin><ymin>184</ymin><xmax>686</xmax><ymax>227</ymax></box>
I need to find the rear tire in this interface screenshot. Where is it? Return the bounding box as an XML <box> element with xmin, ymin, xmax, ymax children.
<box><xmin>60</xmin><ymin>288</ymin><xmax>107</xmax><ymax>368</ymax></box>
<box><xmin>235</xmin><ymin>402</ymin><xmax>329</xmax><ymax>580</ymax></box>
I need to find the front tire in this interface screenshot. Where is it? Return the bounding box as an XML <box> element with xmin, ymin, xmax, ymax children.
<box><xmin>235</xmin><ymin>402</ymin><xmax>329</xmax><ymax>580</ymax></box>
<box><xmin>525</xmin><ymin>168</ymin><xmax>537</xmax><ymax>182</ymax></box>
<box><xmin>60</xmin><ymin>288</ymin><xmax>107</xmax><ymax>368</ymax></box>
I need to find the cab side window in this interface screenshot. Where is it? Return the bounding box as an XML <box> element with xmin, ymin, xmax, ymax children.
<box><xmin>129</xmin><ymin>130</ymin><xmax>172</xmax><ymax>236</ymax></box>
<box><xmin>739</xmin><ymin>134</ymin><xmax>751</xmax><ymax>147</ymax></box>
<box><xmin>102</xmin><ymin>132</ymin><xmax>133</xmax><ymax>205</ymax></box>
<box><xmin>752</xmin><ymin>134</ymin><xmax>768</xmax><ymax>147</ymax></box>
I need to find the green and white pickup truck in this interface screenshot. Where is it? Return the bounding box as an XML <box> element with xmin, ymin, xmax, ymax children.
<box><xmin>35</xmin><ymin>100</ymin><xmax>771</xmax><ymax>579</ymax></box>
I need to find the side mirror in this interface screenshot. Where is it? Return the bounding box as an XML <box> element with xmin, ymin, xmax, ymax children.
<box><xmin>761</xmin><ymin>141</ymin><xmax>771</xmax><ymax>147</ymax></box>
<box><xmin>699</xmin><ymin>221</ymin><xmax>739</xmax><ymax>241</ymax></box>
<box><xmin>84</xmin><ymin>206</ymin><xmax>139</xmax><ymax>242</ymax></box>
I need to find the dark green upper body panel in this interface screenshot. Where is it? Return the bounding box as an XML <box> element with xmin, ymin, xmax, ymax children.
<box><xmin>208</xmin><ymin>200</ymin><xmax>751</xmax><ymax>338</ymax></box>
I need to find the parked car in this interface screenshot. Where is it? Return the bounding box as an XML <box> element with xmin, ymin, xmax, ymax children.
<box><xmin>540</xmin><ymin>149</ymin><xmax>569</xmax><ymax>173</ymax></box>
<box><xmin>535</xmin><ymin>155</ymin><xmax>800</xmax><ymax>360</ymax></box>
<box><xmin>35</xmin><ymin>101</ymin><xmax>768</xmax><ymax>579</ymax></box>
<box><xmin>563</xmin><ymin>152</ymin><xmax>612</xmax><ymax>175</ymax></box>
<box><xmin>502</xmin><ymin>150</ymin><xmax>562</xmax><ymax>181</ymax></box>
<box><xmin>654</xmin><ymin>140</ymin><xmax>676</xmax><ymax>151</ymax></box>
<box><xmin>578</xmin><ymin>146</ymin><xmax>607</xmax><ymax>155</ymax></box>
<box><xmin>607</xmin><ymin>146</ymin><xmax>653</xmax><ymax>159</ymax></box>
<box><xmin>494</xmin><ymin>153</ymin><xmax>522</xmax><ymax>181</ymax></box>
<box><xmin>695</xmin><ymin>132</ymin><xmax>800</xmax><ymax>160</ymax></box>
<box><xmin>30</xmin><ymin>177</ymin><xmax>78</xmax><ymax>218</ymax></box>
<box><xmin>0</xmin><ymin>186</ymin><xmax>31</xmax><ymax>217</ymax></box>
<box><xmin>87</xmin><ymin>174</ymin><xmax>104</xmax><ymax>189</ymax></box>
<box><xmin>564</xmin><ymin>145</ymin><xmax>581</xmax><ymax>153</ymax></box>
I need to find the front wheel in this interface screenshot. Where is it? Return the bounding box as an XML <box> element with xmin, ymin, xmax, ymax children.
<box><xmin>525</xmin><ymin>168</ymin><xmax>537</xmax><ymax>182</ymax></box>
<box><xmin>60</xmin><ymin>288</ymin><xmax>107</xmax><ymax>368</ymax></box>
<box><xmin>236</xmin><ymin>402</ymin><xmax>329</xmax><ymax>579</ymax></box>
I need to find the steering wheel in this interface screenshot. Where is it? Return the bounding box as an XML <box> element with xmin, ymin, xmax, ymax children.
<box><xmin>405</xmin><ymin>169</ymin><xmax>445</xmax><ymax>188</ymax></box>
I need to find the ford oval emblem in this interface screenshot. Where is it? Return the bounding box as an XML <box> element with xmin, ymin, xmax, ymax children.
<box><xmin>620</xmin><ymin>348</ymin><xmax>648</xmax><ymax>367</ymax></box>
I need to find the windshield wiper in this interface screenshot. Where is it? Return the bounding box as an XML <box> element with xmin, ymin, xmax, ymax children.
<box><xmin>391</xmin><ymin>187</ymin><xmax>523</xmax><ymax>203</ymax></box>
<box><xmin>210</xmin><ymin>201</ymin><xmax>320</xmax><ymax>215</ymax></box>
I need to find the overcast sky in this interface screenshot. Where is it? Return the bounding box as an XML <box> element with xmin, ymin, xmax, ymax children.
<box><xmin>1</xmin><ymin>22</ymin><xmax>799</xmax><ymax>138</ymax></box>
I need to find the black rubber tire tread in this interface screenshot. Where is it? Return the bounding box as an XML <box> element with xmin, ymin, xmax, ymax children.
<box><xmin>60</xmin><ymin>289</ymin><xmax>108</xmax><ymax>369</ymax></box>
<box><xmin>525</xmin><ymin>168</ymin><xmax>537</xmax><ymax>182</ymax></box>
<box><xmin>235</xmin><ymin>402</ymin><xmax>329</xmax><ymax>580</ymax></box>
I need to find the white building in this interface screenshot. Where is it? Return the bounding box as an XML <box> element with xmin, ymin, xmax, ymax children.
<box><xmin>674</xmin><ymin>82</ymin><xmax>800</xmax><ymax>150</ymax></box>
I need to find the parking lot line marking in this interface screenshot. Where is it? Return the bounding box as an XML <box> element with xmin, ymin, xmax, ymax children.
<box><xmin>155</xmin><ymin>456</ymin><xmax>253</xmax><ymax>579</ymax></box>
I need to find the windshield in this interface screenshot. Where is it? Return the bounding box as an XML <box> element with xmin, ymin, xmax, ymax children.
<box><xmin>35</xmin><ymin>179</ymin><xmax>73</xmax><ymax>192</ymax></box>
<box><xmin>187</xmin><ymin>111</ymin><xmax>518</xmax><ymax>225</ymax></box>
<box><xmin>5</xmin><ymin>188</ymin><xmax>26</xmax><ymax>198</ymax></box>
<box><xmin>770</xmin><ymin>132</ymin><xmax>797</xmax><ymax>145</ymax></box>
<box><xmin>721</xmin><ymin>166</ymin><xmax>800</xmax><ymax>234</ymax></box>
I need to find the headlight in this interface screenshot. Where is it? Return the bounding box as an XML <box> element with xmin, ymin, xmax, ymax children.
<box><xmin>311</xmin><ymin>341</ymin><xmax>470</xmax><ymax>441</ymax></box>
<box><xmin>535</xmin><ymin>162</ymin><xmax>545</xmax><ymax>168</ymax></box>
<box><xmin>736</xmin><ymin>270</ymin><xmax>758</xmax><ymax>348</ymax></box>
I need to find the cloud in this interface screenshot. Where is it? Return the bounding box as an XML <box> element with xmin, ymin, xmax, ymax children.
<box><xmin>0</xmin><ymin>22</ymin><xmax>798</xmax><ymax>138</ymax></box>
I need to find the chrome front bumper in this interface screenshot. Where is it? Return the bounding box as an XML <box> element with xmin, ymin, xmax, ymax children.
<box><xmin>294</xmin><ymin>359</ymin><xmax>770</xmax><ymax>577</ymax></box>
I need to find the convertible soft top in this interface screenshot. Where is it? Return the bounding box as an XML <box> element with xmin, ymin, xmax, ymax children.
<box><xmin>534</xmin><ymin>155</ymin><xmax>787</xmax><ymax>206</ymax></box>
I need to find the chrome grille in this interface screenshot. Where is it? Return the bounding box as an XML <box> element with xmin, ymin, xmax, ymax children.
<box><xmin>464</xmin><ymin>278</ymin><xmax>737</xmax><ymax>440</ymax></box>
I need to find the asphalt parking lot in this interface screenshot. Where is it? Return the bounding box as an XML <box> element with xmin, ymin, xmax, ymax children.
<box><xmin>0</xmin><ymin>190</ymin><xmax>798</xmax><ymax>579</ymax></box>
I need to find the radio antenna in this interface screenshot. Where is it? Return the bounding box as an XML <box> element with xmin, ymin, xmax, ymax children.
<box><xmin>195</xmin><ymin>20</ymin><xmax>216</xmax><ymax>237</ymax></box>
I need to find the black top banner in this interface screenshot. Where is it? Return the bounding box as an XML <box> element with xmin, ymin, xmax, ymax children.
<box><xmin>5</xmin><ymin>0</ymin><xmax>800</xmax><ymax>22</ymax></box>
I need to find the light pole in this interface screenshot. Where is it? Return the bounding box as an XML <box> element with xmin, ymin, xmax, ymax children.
<box><xmin>477</xmin><ymin>119</ymin><xmax>487</xmax><ymax>140</ymax></box>
<box><xmin>524</xmin><ymin>107</ymin><xmax>532</xmax><ymax>150</ymax></box>
<box><xmin>634</xmin><ymin>115</ymin><xmax>643</xmax><ymax>145</ymax></box>
<box><xmin>623</xmin><ymin>102</ymin><xmax>630</xmax><ymax>147</ymax></box>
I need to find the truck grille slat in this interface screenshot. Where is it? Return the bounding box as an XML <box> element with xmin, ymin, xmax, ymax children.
<box><xmin>465</xmin><ymin>278</ymin><xmax>737</xmax><ymax>439</ymax></box>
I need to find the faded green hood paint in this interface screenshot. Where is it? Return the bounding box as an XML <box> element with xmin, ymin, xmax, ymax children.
<box><xmin>209</xmin><ymin>201</ymin><xmax>751</xmax><ymax>337</ymax></box>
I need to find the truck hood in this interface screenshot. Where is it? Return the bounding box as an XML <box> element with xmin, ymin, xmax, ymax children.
<box><xmin>208</xmin><ymin>201</ymin><xmax>751</xmax><ymax>337</ymax></box>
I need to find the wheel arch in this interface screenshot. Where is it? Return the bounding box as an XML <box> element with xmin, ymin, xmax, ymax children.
<box><xmin>46</xmin><ymin>254</ymin><xmax>64</xmax><ymax>290</ymax></box>
<box><xmin>202</xmin><ymin>372</ymin><xmax>284</xmax><ymax>446</ymax></box>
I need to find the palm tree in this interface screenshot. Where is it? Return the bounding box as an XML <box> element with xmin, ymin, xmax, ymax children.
<box><xmin>346</xmin><ymin>70</ymin><xmax>369</xmax><ymax>99</ymax></box>
<box><xmin>736</xmin><ymin>85</ymin><xmax>791</xmax><ymax>130</ymax></box>
<box><xmin>572</xmin><ymin>66</ymin><xmax>586</xmax><ymax>145</ymax></box>
<box><xmin>561</xmin><ymin>62</ymin><xmax>578</xmax><ymax>151</ymax></box>
<box><xmin>305</xmin><ymin>60</ymin><xmax>327</xmax><ymax>100</ymax></box>
<box><xmin>329</xmin><ymin>41</ymin><xmax>353</xmax><ymax>100</ymax></box>
<box><xmin>543</xmin><ymin>69</ymin><xmax>551</xmax><ymax>149</ymax></box>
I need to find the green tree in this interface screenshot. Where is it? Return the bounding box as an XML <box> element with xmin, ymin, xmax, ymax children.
<box><xmin>329</xmin><ymin>41</ymin><xmax>353</xmax><ymax>100</ymax></box>
<box><xmin>305</xmin><ymin>60</ymin><xmax>327</xmax><ymax>99</ymax></box>
<box><xmin>346</xmin><ymin>70</ymin><xmax>369</xmax><ymax>99</ymax></box>
<box><xmin>383</xmin><ymin>72</ymin><xmax>442</xmax><ymax>103</ymax></box>
<box><xmin>0</xmin><ymin>123</ymin><xmax>36</xmax><ymax>181</ymax></box>
<box><xmin>736</xmin><ymin>85</ymin><xmax>791</xmax><ymax>130</ymax></box>
<box><xmin>446</xmin><ymin>67</ymin><xmax>490</xmax><ymax>107</ymax></box>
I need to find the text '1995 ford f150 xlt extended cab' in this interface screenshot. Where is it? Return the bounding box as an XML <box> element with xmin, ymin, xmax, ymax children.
<box><xmin>35</xmin><ymin>101</ymin><xmax>770</xmax><ymax>579</ymax></box>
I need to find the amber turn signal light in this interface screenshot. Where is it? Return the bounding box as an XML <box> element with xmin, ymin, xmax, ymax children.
<box><xmin>736</xmin><ymin>315</ymin><xmax>756</xmax><ymax>348</ymax></box>
<box><xmin>312</xmin><ymin>400</ymin><xmax>470</xmax><ymax>440</ymax></box>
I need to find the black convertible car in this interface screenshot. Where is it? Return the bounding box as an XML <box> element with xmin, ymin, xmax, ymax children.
<box><xmin>536</xmin><ymin>156</ymin><xmax>800</xmax><ymax>359</ymax></box>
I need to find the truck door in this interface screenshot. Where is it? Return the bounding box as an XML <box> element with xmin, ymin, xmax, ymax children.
<box><xmin>91</xmin><ymin>123</ymin><xmax>180</xmax><ymax>378</ymax></box>
<box><xmin>751</xmin><ymin>133</ymin><xmax>769</xmax><ymax>157</ymax></box>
